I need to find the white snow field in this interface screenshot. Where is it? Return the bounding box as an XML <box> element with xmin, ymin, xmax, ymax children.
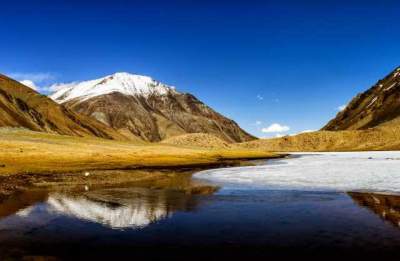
<box><xmin>194</xmin><ymin>152</ymin><xmax>400</xmax><ymax>194</ymax></box>
<box><xmin>50</xmin><ymin>72</ymin><xmax>177</xmax><ymax>103</ymax></box>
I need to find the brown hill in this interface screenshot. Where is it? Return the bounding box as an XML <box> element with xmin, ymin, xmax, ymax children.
<box><xmin>0</xmin><ymin>74</ymin><xmax>127</xmax><ymax>140</ymax></box>
<box><xmin>161</xmin><ymin>133</ymin><xmax>231</xmax><ymax>149</ymax></box>
<box><xmin>236</xmin><ymin>122</ymin><xmax>400</xmax><ymax>152</ymax></box>
<box><xmin>51</xmin><ymin>72</ymin><xmax>255</xmax><ymax>143</ymax></box>
<box><xmin>323</xmin><ymin>67</ymin><xmax>400</xmax><ymax>130</ymax></box>
<box><xmin>238</xmin><ymin>66</ymin><xmax>400</xmax><ymax>152</ymax></box>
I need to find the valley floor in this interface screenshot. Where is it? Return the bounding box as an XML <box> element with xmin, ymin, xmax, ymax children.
<box><xmin>0</xmin><ymin>129</ymin><xmax>281</xmax><ymax>200</ymax></box>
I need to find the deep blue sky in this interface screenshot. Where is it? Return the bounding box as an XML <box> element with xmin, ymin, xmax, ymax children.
<box><xmin>1</xmin><ymin>0</ymin><xmax>399</xmax><ymax>137</ymax></box>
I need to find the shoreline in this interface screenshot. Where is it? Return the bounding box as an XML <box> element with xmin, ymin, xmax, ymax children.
<box><xmin>0</xmin><ymin>129</ymin><xmax>283</xmax><ymax>175</ymax></box>
<box><xmin>0</xmin><ymin>155</ymin><xmax>287</xmax><ymax>203</ymax></box>
<box><xmin>0</xmin><ymin>129</ymin><xmax>287</xmax><ymax>201</ymax></box>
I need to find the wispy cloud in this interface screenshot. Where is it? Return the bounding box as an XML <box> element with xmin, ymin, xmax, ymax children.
<box><xmin>256</xmin><ymin>94</ymin><xmax>264</xmax><ymax>101</ymax></box>
<box><xmin>9</xmin><ymin>72</ymin><xmax>55</xmax><ymax>82</ymax></box>
<box><xmin>8</xmin><ymin>72</ymin><xmax>57</xmax><ymax>94</ymax></box>
<box><xmin>261</xmin><ymin>123</ymin><xmax>290</xmax><ymax>133</ymax></box>
<box><xmin>299</xmin><ymin>129</ymin><xmax>315</xmax><ymax>134</ymax></box>
<box><xmin>337</xmin><ymin>104</ymin><xmax>347</xmax><ymax>111</ymax></box>
<box><xmin>47</xmin><ymin>82</ymin><xmax>77</xmax><ymax>92</ymax></box>
<box><xmin>255</xmin><ymin>120</ymin><xmax>262</xmax><ymax>125</ymax></box>
<box><xmin>19</xmin><ymin>80</ymin><xmax>38</xmax><ymax>91</ymax></box>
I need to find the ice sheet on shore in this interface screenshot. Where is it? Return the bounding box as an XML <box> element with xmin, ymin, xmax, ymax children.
<box><xmin>194</xmin><ymin>152</ymin><xmax>400</xmax><ymax>193</ymax></box>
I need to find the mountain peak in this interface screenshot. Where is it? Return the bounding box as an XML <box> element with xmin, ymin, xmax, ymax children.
<box><xmin>0</xmin><ymin>74</ymin><xmax>125</xmax><ymax>140</ymax></box>
<box><xmin>109</xmin><ymin>72</ymin><xmax>152</xmax><ymax>82</ymax></box>
<box><xmin>50</xmin><ymin>73</ymin><xmax>177</xmax><ymax>103</ymax></box>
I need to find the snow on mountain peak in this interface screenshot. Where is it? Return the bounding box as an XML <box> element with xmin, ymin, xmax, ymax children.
<box><xmin>49</xmin><ymin>72</ymin><xmax>177</xmax><ymax>103</ymax></box>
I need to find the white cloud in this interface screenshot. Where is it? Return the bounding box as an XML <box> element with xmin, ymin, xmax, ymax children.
<box><xmin>262</xmin><ymin>123</ymin><xmax>290</xmax><ymax>133</ymax></box>
<box><xmin>255</xmin><ymin>120</ymin><xmax>262</xmax><ymax>125</ymax></box>
<box><xmin>256</xmin><ymin>94</ymin><xmax>264</xmax><ymax>100</ymax></box>
<box><xmin>46</xmin><ymin>82</ymin><xmax>77</xmax><ymax>92</ymax></box>
<box><xmin>9</xmin><ymin>72</ymin><xmax>55</xmax><ymax>82</ymax></box>
<box><xmin>19</xmin><ymin>80</ymin><xmax>38</xmax><ymax>91</ymax></box>
<box><xmin>275</xmin><ymin>133</ymin><xmax>285</xmax><ymax>138</ymax></box>
<box><xmin>285</xmin><ymin>129</ymin><xmax>316</xmax><ymax>137</ymax></box>
<box><xmin>8</xmin><ymin>72</ymin><xmax>57</xmax><ymax>94</ymax></box>
<box><xmin>299</xmin><ymin>129</ymin><xmax>315</xmax><ymax>134</ymax></box>
<box><xmin>337</xmin><ymin>104</ymin><xmax>347</xmax><ymax>111</ymax></box>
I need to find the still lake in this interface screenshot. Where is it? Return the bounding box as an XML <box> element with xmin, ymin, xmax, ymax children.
<box><xmin>1</xmin><ymin>152</ymin><xmax>400</xmax><ymax>259</ymax></box>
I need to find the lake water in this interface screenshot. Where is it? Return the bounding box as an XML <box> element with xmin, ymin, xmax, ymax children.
<box><xmin>1</xmin><ymin>152</ymin><xmax>400</xmax><ymax>259</ymax></box>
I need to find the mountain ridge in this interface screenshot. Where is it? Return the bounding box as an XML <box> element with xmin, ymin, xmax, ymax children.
<box><xmin>50</xmin><ymin>72</ymin><xmax>255</xmax><ymax>143</ymax></box>
<box><xmin>0</xmin><ymin>74</ymin><xmax>127</xmax><ymax>140</ymax></box>
<box><xmin>50</xmin><ymin>72</ymin><xmax>176</xmax><ymax>103</ymax></box>
<box><xmin>237</xmin><ymin>66</ymin><xmax>400</xmax><ymax>152</ymax></box>
<box><xmin>323</xmin><ymin>66</ymin><xmax>400</xmax><ymax>130</ymax></box>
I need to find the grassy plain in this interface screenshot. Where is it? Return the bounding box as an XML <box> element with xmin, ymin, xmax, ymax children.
<box><xmin>0</xmin><ymin>129</ymin><xmax>280</xmax><ymax>176</ymax></box>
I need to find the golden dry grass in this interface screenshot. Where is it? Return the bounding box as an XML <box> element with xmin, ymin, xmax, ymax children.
<box><xmin>234</xmin><ymin>123</ymin><xmax>400</xmax><ymax>152</ymax></box>
<box><xmin>161</xmin><ymin>133</ymin><xmax>231</xmax><ymax>149</ymax></box>
<box><xmin>0</xmin><ymin>129</ymin><xmax>280</xmax><ymax>176</ymax></box>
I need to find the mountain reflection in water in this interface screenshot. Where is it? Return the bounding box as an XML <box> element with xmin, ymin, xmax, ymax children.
<box><xmin>349</xmin><ymin>192</ymin><xmax>400</xmax><ymax>228</ymax></box>
<box><xmin>2</xmin><ymin>187</ymin><xmax>400</xmax><ymax>259</ymax></box>
<box><xmin>7</xmin><ymin>187</ymin><xmax>199</xmax><ymax>230</ymax></box>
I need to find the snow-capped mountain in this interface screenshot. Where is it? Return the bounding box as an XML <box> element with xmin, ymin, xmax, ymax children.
<box><xmin>50</xmin><ymin>72</ymin><xmax>176</xmax><ymax>103</ymax></box>
<box><xmin>0</xmin><ymin>74</ymin><xmax>125</xmax><ymax>140</ymax></box>
<box><xmin>49</xmin><ymin>72</ymin><xmax>255</xmax><ymax>142</ymax></box>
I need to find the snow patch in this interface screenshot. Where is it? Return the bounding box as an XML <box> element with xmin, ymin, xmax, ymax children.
<box><xmin>49</xmin><ymin>72</ymin><xmax>178</xmax><ymax>103</ymax></box>
<box><xmin>194</xmin><ymin>152</ymin><xmax>400</xmax><ymax>194</ymax></box>
<box><xmin>384</xmin><ymin>82</ymin><xmax>397</xmax><ymax>91</ymax></box>
<box><xmin>366</xmin><ymin>97</ymin><xmax>377</xmax><ymax>108</ymax></box>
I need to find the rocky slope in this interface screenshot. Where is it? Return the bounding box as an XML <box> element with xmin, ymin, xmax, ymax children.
<box><xmin>50</xmin><ymin>72</ymin><xmax>255</xmax><ymax>142</ymax></box>
<box><xmin>0</xmin><ymin>74</ymin><xmax>126</xmax><ymax>140</ymax></box>
<box><xmin>323</xmin><ymin>67</ymin><xmax>400</xmax><ymax>130</ymax></box>
<box><xmin>236</xmin><ymin>66</ymin><xmax>400</xmax><ymax>152</ymax></box>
